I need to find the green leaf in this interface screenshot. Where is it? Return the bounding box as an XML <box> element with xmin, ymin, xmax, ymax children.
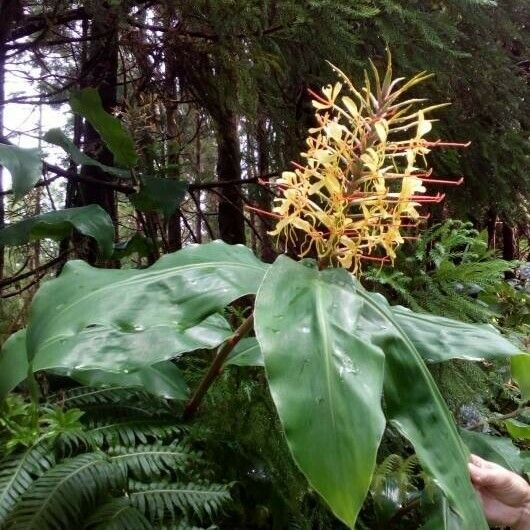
<box><xmin>511</xmin><ymin>355</ymin><xmax>530</xmax><ymax>401</ymax></box>
<box><xmin>505</xmin><ymin>419</ymin><xmax>530</xmax><ymax>441</ymax></box>
<box><xmin>0</xmin><ymin>205</ymin><xmax>115</xmax><ymax>258</ymax></box>
<box><xmin>130</xmin><ymin>177</ymin><xmax>188</xmax><ymax>217</ymax></box>
<box><xmin>69</xmin><ymin>88</ymin><xmax>138</xmax><ymax>168</ymax></box>
<box><xmin>0</xmin><ymin>144</ymin><xmax>41</xmax><ymax>200</ymax></box>
<box><xmin>225</xmin><ymin>337</ymin><xmax>263</xmax><ymax>367</ymax></box>
<box><xmin>70</xmin><ymin>361</ymin><xmax>189</xmax><ymax>401</ymax></box>
<box><xmin>370</xmin><ymin>295</ymin><xmax>519</xmax><ymax>363</ymax></box>
<box><xmin>43</xmin><ymin>128</ymin><xmax>130</xmax><ymax>178</ymax></box>
<box><xmin>255</xmin><ymin>256</ymin><xmax>386</xmax><ymax>528</ymax></box>
<box><xmin>113</xmin><ymin>233</ymin><xmax>154</xmax><ymax>260</ymax></box>
<box><xmin>0</xmin><ymin>330</ymin><xmax>28</xmax><ymax>400</ymax></box>
<box><xmin>358</xmin><ymin>290</ymin><xmax>489</xmax><ymax>529</ymax></box>
<box><xmin>460</xmin><ymin>429</ymin><xmax>525</xmax><ymax>474</ymax></box>
<box><xmin>26</xmin><ymin>242</ymin><xmax>267</xmax><ymax>377</ymax></box>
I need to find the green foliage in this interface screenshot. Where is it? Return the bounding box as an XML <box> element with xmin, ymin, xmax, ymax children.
<box><xmin>365</xmin><ymin>220</ymin><xmax>514</xmax><ymax>322</ymax></box>
<box><xmin>0</xmin><ymin>389</ymin><xmax>232</xmax><ymax>530</ymax></box>
<box><xmin>0</xmin><ymin>144</ymin><xmax>41</xmax><ymax>201</ymax></box>
<box><xmin>0</xmin><ymin>205</ymin><xmax>115</xmax><ymax>258</ymax></box>
<box><xmin>43</xmin><ymin>128</ymin><xmax>131</xmax><ymax>179</ymax></box>
<box><xmin>130</xmin><ymin>177</ymin><xmax>188</xmax><ymax>217</ymax></box>
<box><xmin>69</xmin><ymin>88</ymin><xmax>138</xmax><ymax>168</ymax></box>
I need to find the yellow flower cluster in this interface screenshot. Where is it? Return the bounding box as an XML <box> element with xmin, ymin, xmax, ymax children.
<box><xmin>269</xmin><ymin>59</ymin><xmax>447</xmax><ymax>273</ymax></box>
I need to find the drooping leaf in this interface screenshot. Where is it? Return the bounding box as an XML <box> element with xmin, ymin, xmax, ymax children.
<box><xmin>43</xmin><ymin>128</ymin><xmax>130</xmax><ymax>178</ymax></box>
<box><xmin>356</xmin><ymin>287</ymin><xmax>489</xmax><ymax>529</ymax></box>
<box><xmin>130</xmin><ymin>177</ymin><xmax>188</xmax><ymax>217</ymax></box>
<box><xmin>71</xmin><ymin>361</ymin><xmax>189</xmax><ymax>401</ymax></box>
<box><xmin>0</xmin><ymin>205</ymin><xmax>115</xmax><ymax>258</ymax></box>
<box><xmin>26</xmin><ymin>242</ymin><xmax>267</xmax><ymax>377</ymax></box>
<box><xmin>225</xmin><ymin>337</ymin><xmax>263</xmax><ymax>367</ymax></box>
<box><xmin>112</xmin><ymin>233</ymin><xmax>154</xmax><ymax>260</ymax></box>
<box><xmin>0</xmin><ymin>329</ymin><xmax>28</xmax><ymax>401</ymax></box>
<box><xmin>0</xmin><ymin>144</ymin><xmax>41</xmax><ymax>200</ymax></box>
<box><xmin>511</xmin><ymin>355</ymin><xmax>530</xmax><ymax>401</ymax></box>
<box><xmin>70</xmin><ymin>88</ymin><xmax>138</xmax><ymax>168</ymax></box>
<box><xmin>255</xmin><ymin>256</ymin><xmax>386</xmax><ymax>528</ymax></box>
<box><xmin>460</xmin><ymin>429</ymin><xmax>525</xmax><ymax>474</ymax></box>
<box><xmin>370</xmin><ymin>294</ymin><xmax>519</xmax><ymax>363</ymax></box>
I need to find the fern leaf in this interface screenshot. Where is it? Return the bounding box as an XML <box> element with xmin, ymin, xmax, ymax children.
<box><xmin>82</xmin><ymin>418</ymin><xmax>185</xmax><ymax>447</ymax></box>
<box><xmin>129</xmin><ymin>481</ymin><xmax>231</xmax><ymax>523</ymax></box>
<box><xmin>6</xmin><ymin>452</ymin><xmax>124</xmax><ymax>530</ymax></box>
<box><xmin>0</xmin><ymin>442</ymin><xmax>54</xmax><ymax>525</ymax></box>
<box><xmin>109</xmin><ymin>443</ymin><xmax>194</xmax><ymax>480</ymax></box>
<box><xmin>84</xmin><ymin>498</ymin><xmax>153</xmax><ymax>530</ymax></box>
<box><xmin>51</xmin><ymin>386</ymin><xmax>152</xmax><ymax>408</ymax></box>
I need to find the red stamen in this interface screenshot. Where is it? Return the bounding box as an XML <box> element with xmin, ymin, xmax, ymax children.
<box><xmin>244</xmin><ymin>205</ymin><xmax>281</xmax><ymax>219</ymax></box>
<box><xmin>307</xmin><ymin>88</ymin><xmax>330</xmax><ymax>106</ymax></box>
<box><xmin>420</xmin><ymin>177</ymin><xmax>464</xmax><ymax>186</ymax></box>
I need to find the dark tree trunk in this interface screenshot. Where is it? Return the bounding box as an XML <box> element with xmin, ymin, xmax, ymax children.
<box><xmin>256</xmin><ymin>112</ymin><xmax>275</xmax><ymax>262</ymax></box>
<box><xmin>502</xmin><ymin>222</ymin><xmax>516</xmax><ymax>261</ymax></box>
<box><xmin>216</xmin><ymin>110</ymin><xmax>245</xmax><ymax>245</ymax></box>
<box><xmin>486</xmin><ymin>209</ymin><xmax>497</xmax><ymax>250</ymax></box>
<box><xmin>74</xmin><ymin>5</ymin><xmax>119</xmax><ymax>265</ymax></box>
<box><xmin>0</xmin><ymin>0</ymin><xmax>22</xmax><ymax>281</ymax></box>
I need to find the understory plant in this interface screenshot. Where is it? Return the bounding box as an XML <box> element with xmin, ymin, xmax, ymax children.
<box><xmin>0</xmin><ymin>388</ymin><xmax>231</xmax><ymax>530</ymax></box>
<box><xmin>1</xmin><ymin>57</ymin><xmax>529</xmax><ymax>529</ymax></box>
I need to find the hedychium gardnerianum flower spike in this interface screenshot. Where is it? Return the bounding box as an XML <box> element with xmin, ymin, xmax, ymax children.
<box><xmin>246</xmin><ymin>53</ymin><xmax>467</xmax><ymax>274</ymax></box>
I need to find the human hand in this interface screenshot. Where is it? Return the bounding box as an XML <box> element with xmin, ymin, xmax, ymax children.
<box><xmin>469</xmin><ymin>454</ymin><xmax>530</xmax><ymax>530</ymax></box>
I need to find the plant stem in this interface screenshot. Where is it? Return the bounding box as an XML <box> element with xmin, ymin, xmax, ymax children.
<box><xmin>183</xmin><ymin>313</ymin><xmax>254</xmax><ymax>420</ymax></box>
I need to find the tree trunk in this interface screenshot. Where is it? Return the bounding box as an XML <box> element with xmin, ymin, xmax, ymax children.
<box><xmin>74</xmin><ymin>5</ymin><xmax>119</xmax><ymax>265</ymax></box>
<box><xmin>216</xmin><ymin>110</ymin><xmax>245</xmax><ymax>245</ymax></box>
<box><xmin>256</xmin><ymin>112</ymin><xmax>275</xmax><ymax>262</ymax></box>
<box><xmin>0</xmin><ymin>0</ymin><xmax>22</xmax><ymax>281</ymax></box>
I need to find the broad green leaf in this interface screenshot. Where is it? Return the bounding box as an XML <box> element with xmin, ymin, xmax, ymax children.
<box><xmin>70</xmin><ymin>88</ymin><xmax>138</xmax><ymax>168</ymax></box>
<box><xmin>460</xmin><ymin>429</ymin><xmax>525</xmax><ymax>474</ymax></box>
<box><xmin>353</xmin><ymin>284</ymin><xmax>488</xmax><ymax>528</ymax></box>
<box><xmin>0</xmin><ymin>144</ymin><xmax>41</xmax><ymax>200</ymax></box>
<box><xmin>129</xmin><ymin>177</ymin><xmax>188</xmax><ymax>217</ymax></box>
<box><xmin>69</xmin><ymin>361</ymin><xmax>188</xmax><ymax>401</ymax></box>
<box><xmin>26</xmin><ymin>242</ymin><xmax>267</xmax><ymax>376</ymax></box>
<box><xmin>43</xmin><ymin>128</ymin><xmax>130</xmax><ymax>179</ymax></box>
<box><xmin>32</xmin><ymin>314</ymin><xmax>232</xmax><ymax>374</ymax></box>
<box><xmin>370</xmin><ymin>294</ymin><xmax>519</xmax><ymax>363</ymax></box>
<box><xmin>505</xmin><ymin>419</ymin><xmax>530</xmax><ymax>441</ymax></box>
<box><xmin>0</xmin><ymin>330</ymin><xmax>28</xmax><ymax>400</ymax></box>
<box><xmin>0</xmin><ymin>205</ymin><xmax>115</xmax><ymax>258</ymax></box>
<box><xmin>255</xmin><ymin>256</ymin><xmax>386</xmax><ymax>528</ymax></box>
<box><xmin>225</xmin><ymin>337</ymin><xmax>264</xmax><ymax>367</ymax></box>
<box><xmin>112</xmin><ymin>233</ymin><xmax>154</xmax><ymax>260</ymax></box>
<box><xmin>511</xmin><ymin>355</ymin><xmax>530</xmax><ymax>401</ymax></box>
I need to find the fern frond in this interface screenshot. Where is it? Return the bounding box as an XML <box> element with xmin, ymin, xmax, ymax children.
<box><xmin>129</xmin><ymin>481</ymin><xmax>232</xmax><ymax>523</ymax></box>
<box><xmin>109</xmin><ymin>443</ymin><xmax>194</xmax><ymax>480</ymax></box>
<box><xmin>0</xmin><ymin>442</ymin><xmax>54</xmax><ymax>525</ymax></box>
<box><xmin>50</xmin><ymin>387</ymin><xmax>152</xmax><ymax>408</ymax></box>
<box><xmin>6</xmin><ymin>452</ymin><xmax>124</xmax><ymax>530</ymax></box>
<box><xmin>84</xmin><ymin>498</ymin><xmax>153</xmax><ymax>530</ymax></box>
<box><xmin>82</xmin><ymin>418</ymin><xmax>185</xmax><ymax>447</ymax></box>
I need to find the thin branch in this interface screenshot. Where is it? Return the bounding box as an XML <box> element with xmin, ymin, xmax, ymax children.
<box><xmin>183</xmin><ymin>314</ymin><xmax>255</xmax><ymax>420</ymax></box>
<box><xmin>0</xmin><ymin>253</ymin><xmax>67</xmax><ymax>289</ymax></box>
